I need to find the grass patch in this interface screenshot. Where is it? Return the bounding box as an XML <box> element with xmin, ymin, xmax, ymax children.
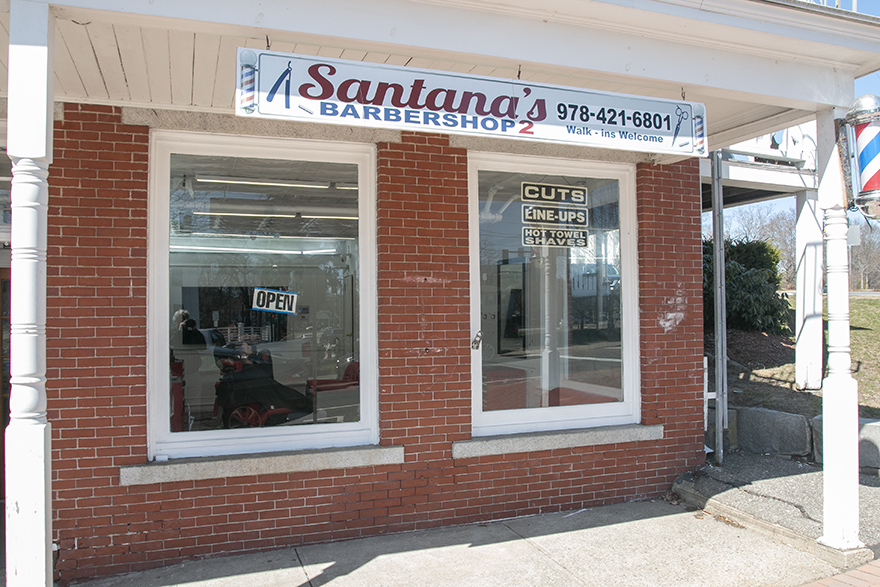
<box><xmin>710</xmin><ymin>295</ymin><xmax>880</xmax><ymax>420</ymax></box>
<box><xmin>849</xmin><ymin>297</ymin><xmax>880</xmax><ymax>418</ymax></box>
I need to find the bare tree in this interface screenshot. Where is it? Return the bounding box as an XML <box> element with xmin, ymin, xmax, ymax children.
<box><xmin>704</xmin><ymin>201</ymin><xmax>880</xmax><ymax>292</ymax></box>
<box><xmin>727</xmin><ymin>202</ymin><xmax>781</xmax><ymax>242</ymax></box>
<box><xmin>703</xmin><ymin>201</ymin><xmax>797</xmax><ymax>288</ymax></box>
<box><xmin>701</xmin><ymin>211</ymin><xmax>731</xmax><ymax>241</ymax></box>
<box><xmin>765</xmin><ymin>207</ymin><xmax>797</xmax><ymax>288</ymax></box>
<box><xmin>850</xmin><ymin>218</ymin><xmax>880</xmax><ymax>290</ymax></box>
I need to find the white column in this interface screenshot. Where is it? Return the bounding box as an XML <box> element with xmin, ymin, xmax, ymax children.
<box><xmin>5</xmin><ymin>0</ymin><xmax>54</xmax><ymax>585</ymax></box>
<box><xmin>815</xmin><ymin>108</ymin><xmax>862</xmax><ymax>551</ymax></box>
<box><xmin>795</xmin><ymin>189</ymin><xmax>823</xmax><ymax>390</ymax></box>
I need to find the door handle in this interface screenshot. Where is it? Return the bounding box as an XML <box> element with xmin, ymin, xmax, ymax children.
<box><xmin>471</xmin><ymin>330</ymin><xmax>482</xmax><ymax>350</ymax></box>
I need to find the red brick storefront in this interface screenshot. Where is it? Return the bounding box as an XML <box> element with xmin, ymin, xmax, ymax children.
<box><xmin>46</xmin><ymin>104</ymin><xmax>703</xmax><ymax>583</ymax></box>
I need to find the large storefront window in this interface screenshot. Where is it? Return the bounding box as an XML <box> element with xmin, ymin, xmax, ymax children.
<box><xmin>169</xmin><ymin>154</ymin><xmax>360</xmax><ymax>432</ymax></box>
<box><xmin>470</xmin><ymin>154</ymin><xmax>638</xmax><ymax>436</ymax></box>
<box><xmin>150</xmin><ymin>132</ymin><xmax>377</xmax><ymax>459</ymax></box>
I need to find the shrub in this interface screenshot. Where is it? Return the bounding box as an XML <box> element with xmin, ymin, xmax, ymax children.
<box><xmin>703</xmin><ymin>238</ymin><xmax>791</xmax><ymax>334</ymax></box>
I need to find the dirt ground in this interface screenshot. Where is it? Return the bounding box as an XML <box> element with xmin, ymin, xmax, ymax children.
<box><xmin>705</xmin><ymin>329</ymin><xmax>880</xmax><ymax>420</ymax></box>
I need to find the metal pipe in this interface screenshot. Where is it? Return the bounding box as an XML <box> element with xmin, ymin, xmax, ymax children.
<box><xmin>711</xmin><ymin>150</ymin><xmax>728</xmax><ymax>465</ymax></box>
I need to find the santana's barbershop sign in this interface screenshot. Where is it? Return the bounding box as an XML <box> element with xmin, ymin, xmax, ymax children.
<box><xmin>236</xmin><ymin>49</ymin><xmax>708</xmax><ymax>157</ymax></box>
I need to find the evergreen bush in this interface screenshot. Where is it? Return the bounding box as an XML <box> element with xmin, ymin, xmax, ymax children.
<box><xmin>703</xmin><ymin>238</ymin><xmax>791</xmax><ymax>334</ymax></box>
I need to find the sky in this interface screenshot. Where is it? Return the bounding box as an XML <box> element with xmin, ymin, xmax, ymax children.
<box><xmin>847</xmin><ymin>0</ymin><xmax>880</xmax><ymax>17</ymax></box>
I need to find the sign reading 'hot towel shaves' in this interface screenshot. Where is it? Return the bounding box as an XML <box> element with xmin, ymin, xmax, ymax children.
<box><xmin>236</xmin><ymin>49</ymin><xmax>707</xmax><ymax>157</ymax></box>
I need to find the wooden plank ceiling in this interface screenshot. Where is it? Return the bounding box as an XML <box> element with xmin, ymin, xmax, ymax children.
<box><xmin>0</xmin><ymin>10</ymin><xmax>797</xmax><ymax>147</ymax></box>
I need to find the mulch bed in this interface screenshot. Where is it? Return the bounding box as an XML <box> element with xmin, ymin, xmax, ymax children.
<box><xmin>705</xmin><ymin>329</ymin><xmax>795</xmax><ymax>370</ymax></box>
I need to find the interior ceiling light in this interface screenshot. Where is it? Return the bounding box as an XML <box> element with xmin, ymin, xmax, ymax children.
<box><xmin>170</xmin><ymin>245</ymin><xmax>336</xmax><ymax>255</ymax></box>
<box><xmin>278</xmin><ymin>234</ymin><xmax>355</xmax><ymax>240</ymax></box>
<box><xmin>192</xmin><ymin>232</ymin><xmax>274</xmax><ymax>239</ymax></box>
<box><xmin>195</xmin><ymin>175</ymin><xmax>357</xmax><ymax>190</ymax></box>
<box><xmin>190</xmin><ymin>232</ymin><xmax>355</xmax><ymax>241</ymax></box>
<box><xmin>193</xmin><ymin>211</ymin><xmax>358</xmax><ymax>221</ymax></box>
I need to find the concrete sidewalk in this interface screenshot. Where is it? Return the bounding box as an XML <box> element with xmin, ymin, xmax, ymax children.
<box><xmin>674</xmin><ymin>452</ymin><xmax>880</xmax><ymax>566</ymax></box>
<box><xmin>73</xmin><ymin>452</ymin><xmax>879</xmax><ymax>587</ymax></box>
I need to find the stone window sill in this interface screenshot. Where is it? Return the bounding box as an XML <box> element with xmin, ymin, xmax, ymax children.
<box><xmin>451</xmin><ymin>424</ymin><xmax>664</xmax><ymax>459</ymax></box>
<box><xmin>119</xmin><ymin>445</ymin><xmax>406</xmax><ymax>486</ymax></box>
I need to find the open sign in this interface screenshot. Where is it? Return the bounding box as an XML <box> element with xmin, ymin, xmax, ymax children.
<box><xmin>252</xmin><ymin>288</ymin><xmax>298</xmax><ymax>315</ymax></box>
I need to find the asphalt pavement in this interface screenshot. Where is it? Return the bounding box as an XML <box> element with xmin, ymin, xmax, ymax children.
<box><xmin>71</xmin><ymin>451</ymin><xmax>880</xmax><ymax>587</ymax></box>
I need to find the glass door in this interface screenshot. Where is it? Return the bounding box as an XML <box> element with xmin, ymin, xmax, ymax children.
<box><xmin>470</xmin><ymin>155</ymin><xmax>636</xmax><ymax>436</ymax></box>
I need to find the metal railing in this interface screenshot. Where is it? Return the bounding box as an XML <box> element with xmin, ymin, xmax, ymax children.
<box><xmin>795</xmin><ymin>0</ymin><xmax>861</xmax><ymax>12</ymax></box>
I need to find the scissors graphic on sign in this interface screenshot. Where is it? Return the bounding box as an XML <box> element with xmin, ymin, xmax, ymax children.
<box><xmin>672</xmin><ymin>106</ymin><xmax>689</xmax><ymax>145</ymax></box>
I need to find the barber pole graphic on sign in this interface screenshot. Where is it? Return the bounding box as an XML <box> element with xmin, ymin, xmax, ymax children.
<box><xmin>854</xmin><ymin>119</ymin><xmax>880</xmax><ymax>196</ymax></box>
<box><xmin>252</xmin><ymin>288</ymin><xmax>298</xmax><ymax>315</ymax></box>
<box><xmin>240</xmin><ymin>50</ymin><xmax>257</xmax><ymax>113</ymax></box>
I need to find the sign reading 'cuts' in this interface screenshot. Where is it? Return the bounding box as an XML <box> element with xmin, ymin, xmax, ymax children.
<box><xmin>236</xmin><ymin>49</ymin><xmax>708</xmax><ymax>157</ymax></box>
<box><xmin>521</xmin><ymin>183</ymin><xmax>590</xmax><ymax>248</ymax></box>
<box><xmin>252</xmin><ymin>288</ymin><xmax>298</xmax><ymax>315</ymax></box>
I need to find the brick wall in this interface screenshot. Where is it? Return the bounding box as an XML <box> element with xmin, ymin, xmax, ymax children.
<box><xmin>48</xmin><ymin>103</ymin><xmax>151</xmax><ymax>579</ymax></box>
<box><xmin>636</xmin><ymin>159</ymin><xmax>705</xmax><ymax>464</ymax></box>
<box><xmin>375</xmin><ymin>132</ymin><xmax>472</xmax><ymax>526</ymax></box>
<box><xmin>45</xmin><ymin>114</ymin><xmax>703</xmax><ymax>583</ymax></box>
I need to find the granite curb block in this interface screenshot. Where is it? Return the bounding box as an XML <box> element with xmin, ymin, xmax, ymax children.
<box><xmin>672</xmin><ymin>476</ymin><xmax>874</xmax><ymax>569</ymax></box>
<box><xmin>706</xmin><ymin>405</ymin><xmax>880</xmax><ymax>473</ymax></box>
<box><xmin>734</xmin><ymin>407</ymin><xmax>812</xmax><ymax>457</ymax></box>
<box><xmin>811</xmin><ymin>415</ymin><xmax>880</xmax><ymax>474</ymax></box>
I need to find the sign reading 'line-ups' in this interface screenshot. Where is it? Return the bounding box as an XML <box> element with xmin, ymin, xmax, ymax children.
<box><xmin>252</xmin><ymin>288</ymin><xmax>298</xmax><ymax>315</ymax></box>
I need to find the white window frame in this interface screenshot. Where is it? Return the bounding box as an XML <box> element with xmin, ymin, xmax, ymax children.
<box><xmin>147</xmin><ymin>130</ymin><xmax>378</xmax><ymax>459</ymax></box>
<box><xmin>0</xmin><ymin>121</ymin><xmax>11</xmax><ymax>258</ymax></box>
<box><xmin>468</xmin><ymin>152</ymin><xmax>640</xmax><ymax>437</ymax></box>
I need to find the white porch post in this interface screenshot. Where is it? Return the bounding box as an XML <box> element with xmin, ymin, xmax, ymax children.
<box><xmin>795</xmin><ymin>189</ymin><xmax>823</xmax><ymax>390</ymax></box>
<box><xmin>5</xmin><ymin>0</ymin><xmax>54</xmax><ymax>585</ymax></box>
<box><xmin>815</xmin><ymin>108</ymin><xmax>862</xmax><ymax>550</ymax></box>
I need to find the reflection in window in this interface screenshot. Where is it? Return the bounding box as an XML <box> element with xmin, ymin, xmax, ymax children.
<box><xmin>0</xmin><ymin>160</ymin><xmax>9</xmax><ymax>225</ymax></box>
<box><xmin>0</xmin><ymin>188</ymin><xmax>8</xmax><ymax>225</ymax></box>
<box><xmin>168</xmin><ymin>155</ymin><xmax>360</xmax><ymax>432</ymax></box>
<box><xmin>479</xmin><ymin>171</ymin><xmax>621</xmax><ymax>412</ymax></box>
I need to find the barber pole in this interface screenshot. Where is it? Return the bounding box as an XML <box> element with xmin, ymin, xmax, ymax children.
<box><xmin>854</xmin><ymin>118</ymin><xmax>880</xmax><ymax>194</ymax></box>
<box><xmin>846</xmin><ymin>94</ymin><xmax>880</xmax><ymax>218</ymax></box>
